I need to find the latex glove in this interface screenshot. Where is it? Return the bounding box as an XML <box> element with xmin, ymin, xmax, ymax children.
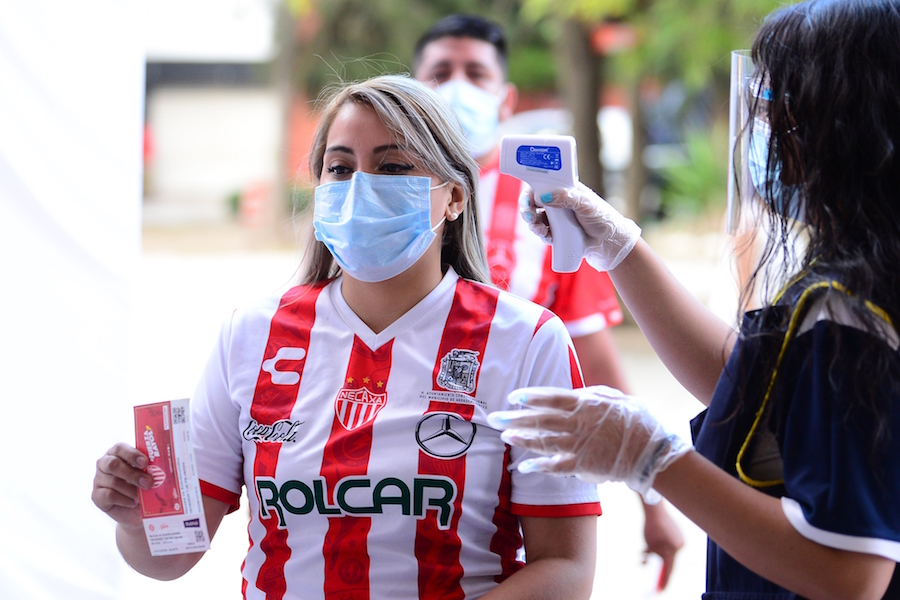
<box><xmin>518</xmin><ymin>182</ymin><xmax>641</xmax><ymax>271</ymax></box>
<box><xmin>487</xmin><ymin>386</ymin><xmax>691</xmax><ymax>504</ymax></box>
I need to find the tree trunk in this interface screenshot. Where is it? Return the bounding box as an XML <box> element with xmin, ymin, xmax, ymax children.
<box><xmin>624</xmin><ymin>78</ymin><xmax>647</xmax><ymax>222</ymax></box>
<box><xmin>273</xmin><ymin>1</ymin><xmax>296</xmax><ymax>239</ymax></box>
<box><xmin>557</xmin><ymin>18</ymin><xmax>604</xmax><ymax>196</ymax></box>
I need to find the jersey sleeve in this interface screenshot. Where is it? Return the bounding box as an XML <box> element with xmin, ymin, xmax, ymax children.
<box><xmin>547</xmin><ymin>265</ymin><xmax>623</xmax><ymax>339</ymax></box>
<box><xmin>506</xmin><ymin>313</ymin><xmax>601</xmax><ymax>517</ymax></box>
<box><xmin>191</xmin><ymin>313</ymin><xmax>244</xmax><ymax>511</ymax></box>
<box><xmin>778</xmin><ymin>319</ymin><xmax>900</xmax><ymax>561</ymax></box>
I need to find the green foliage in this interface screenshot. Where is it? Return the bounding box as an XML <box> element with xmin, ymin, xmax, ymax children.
<box><xmin>659</xmin><ymin>120</ymin><xmax>729</xmax><ymax>217</ymax></box>
<box><xmin>293</xmin><ymin>0</ymin><xmax>525</xmax><ymax>95</ymax></box>
<box><xmin>287</xmin><ymin>0</ymin><xmax>788</xmax><ymax>223</ymax></box>
<box><xmin>626</xmin><ymin>0</ymin><xmax>778</xmax><ymax>92</ymax></box>
<box><xmin>521</xmin><ymin>0</ymin><xmax>634</xmax><ymax>22</ymax></box>
<box><xmin>507</xmin><ymin>45</ymin><xmax>558</xmax><ymax>91</ymax></box>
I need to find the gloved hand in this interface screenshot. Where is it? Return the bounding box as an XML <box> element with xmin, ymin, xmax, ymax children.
<box><xmin>518</xmin><ymin>182</ymin><xmax>642</xmax><ymax>271</ymax></box>
<box><xmin>487</xmin><ymin>386</ymin><xmax>691</xmax><ymax>504</ymax></box>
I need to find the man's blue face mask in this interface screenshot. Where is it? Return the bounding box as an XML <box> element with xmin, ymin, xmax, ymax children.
<box><xmin>313</xmin><ymin>172</ymin><xmax>448</xmax><ymax>282</ymax></box>
<box><xmin>435</xmin><ymin>79</ymin><xmax>503</xmax><ymax>159</ymax></box>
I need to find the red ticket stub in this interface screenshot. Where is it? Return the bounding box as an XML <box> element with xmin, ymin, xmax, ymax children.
<box><xmin>135</xmin><ymin>401</ymin><xmax>183</xmax><ymax>517</ymax></box>
<box><xmin>134</xmin><ymin>399</ymin><xmax>209</xmax><ymax>555</ymax></box>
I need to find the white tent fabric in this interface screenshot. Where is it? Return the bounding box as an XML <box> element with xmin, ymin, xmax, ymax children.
<box><xmin>0</xmin><ymin>1</ymin><xmax>144</xmax><ymax>598</ymax></box>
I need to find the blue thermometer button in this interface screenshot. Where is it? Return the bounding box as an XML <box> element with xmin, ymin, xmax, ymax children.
<box><xmin>515</xmin><ymin>145</ymin><xmax>562</xmax><ymax>171</ymax></box>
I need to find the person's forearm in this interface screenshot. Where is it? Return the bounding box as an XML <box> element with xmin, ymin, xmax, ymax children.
<box><xmin>609</xmin><ymin>239</ymin><xmax>736</xmax><ymax>405</ymax></box>
<box><xmin>116</xmin><ymin>522</ymin><xmax>204</xmax><ymax>580</ymax></box>
<box><xmin>654</xmin><ymin>451</ymin><xmax>894</xmax><ymax>600</ymax></box>
<box><xmin>478</xmin><ymin>556</ymin><xmax>594</xmax><ymax>600</ymax></box>
<box><xmin>115</xmin><ymin>491</ymin><xmax>233</xmax><ymax>581</ymax></box>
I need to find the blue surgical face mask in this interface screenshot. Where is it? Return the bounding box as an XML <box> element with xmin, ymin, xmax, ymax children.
<box><xmin>748</xmin><ymin>118</ymin><xmax>802</xmax><ymax>219</ymax></box>
<box><xmin>436</xmin><ymin>79</ymin><xmax>503</xmax><ymax>159</ymax></box>
<box><xmin>313</xmin><ymin>172</ymin><xmax>447</xmax><ymax>282</ymax></box>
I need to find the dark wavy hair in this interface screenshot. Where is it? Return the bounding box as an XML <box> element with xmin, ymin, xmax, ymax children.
<box><xmin>739</xmin><ymin>0</ymin><xmax>900</xmax><ymax>458</ymax></box>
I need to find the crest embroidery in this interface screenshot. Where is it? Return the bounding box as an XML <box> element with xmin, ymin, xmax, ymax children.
<box><xmin>334</xmin><ymin>387</ymin><xmax>387</xmax><ymax>430</ymax></box>
<box><xmin>437</xmin><ymin>349</ymin><xmax>480</xmax><ymax>393</ymax></box>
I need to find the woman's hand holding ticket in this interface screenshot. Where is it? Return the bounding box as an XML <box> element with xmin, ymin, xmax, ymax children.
<box><xmin>92</xmin><ymin>443</ymin><xmax>151</xmax><ymax>530</ymax></box>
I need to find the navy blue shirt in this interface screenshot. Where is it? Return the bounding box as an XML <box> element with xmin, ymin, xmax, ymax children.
<box><xmin>692</xmin><ymin>283</ymin><xmax>900</xmax><ymax>598</ymax></box>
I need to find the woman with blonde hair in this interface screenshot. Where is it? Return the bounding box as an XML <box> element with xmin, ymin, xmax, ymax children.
<box><xmin>92</xmin><ymin>75</ymin><xmax>600</xmax><ymax>599</ymax></box>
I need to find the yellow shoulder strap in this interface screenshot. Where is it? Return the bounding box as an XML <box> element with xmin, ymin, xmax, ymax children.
<box><xmin>736</xmin><ymin>281</ymin><xmax>893</xmax><ymax>487</ymax></box>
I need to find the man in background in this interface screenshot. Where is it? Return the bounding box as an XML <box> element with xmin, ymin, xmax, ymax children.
<box><xmin>412</xmin><ymin>14</ymin><xmax>684</xmax><ymax>590</ymax></box>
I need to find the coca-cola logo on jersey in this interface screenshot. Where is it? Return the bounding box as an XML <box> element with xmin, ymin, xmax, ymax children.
<box><xmin>243</xmin><ymin>418</ymin><xmax>304</xmax><ymax>443</ymax></box>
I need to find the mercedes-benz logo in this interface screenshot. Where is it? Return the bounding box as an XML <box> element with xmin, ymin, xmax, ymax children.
<box><xmin>415</xmin><ymin>413</ymin><xmax>477</xmax><ymax>459</ymax></box>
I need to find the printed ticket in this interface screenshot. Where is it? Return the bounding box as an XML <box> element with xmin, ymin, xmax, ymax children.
<box><xmin>134</xmin><ymin>399</ymin><xmax>210</xmax><ymax>556</ymax></box>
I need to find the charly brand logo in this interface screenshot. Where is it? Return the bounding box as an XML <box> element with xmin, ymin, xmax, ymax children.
<box><xmin>335</xmin><ymin>387</ymin><xmax>386</xmax><ymax>431</ymax></box>
<box><xmin>262</xmin><ymin>347</ymin><xmax>307</xmax><ymax>385</ymax></box>
<box><xmin>243</xmin><ymin>418</ymin><xmax>304</xmax><ymax>443</ymax></box>
<box><xmin>436</xmin><ymin>349</ymin><xmax>480</xmax><ymax>393</ymax></box>
<box><xmin>416</xmin><ymin>412</ymin><xmax>477</xmax><ymax>459</ymax></box>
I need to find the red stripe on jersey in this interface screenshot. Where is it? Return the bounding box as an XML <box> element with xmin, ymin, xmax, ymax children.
<box><xmin>569</xmin><ymin>344</ymin><xmax>585</xmax><ymax>389</ymax></box>
<box><xmin>430</xmin><ymin>280</ymin><xmax>498</xmax><ymax>396</ymax></box>
<box><xmin>532</xmin><ymin>308</ymin><xmax>555</xmax><ymax>338</ymax></box>
<box><xmin>417</xmin><ymin>280</ymin><xmax>498</xmax><ymax>599</ymax></box>
<box><xmin>490</xmin><ymin>445</ymin><xmax>525</xmax><ymax>583</ymax></box>
<box><xmin>511</xmin><ymin>502</ymin><xmax>603</xmax><ymax>517</ymax></box>
<box><xmin>485</xmin><ymin>172</ymin><xmax>522</xmax><ymax>291</ymax></box>
<box><xmin>249</xmin><ymin>283</ymin><xmax>326</xmax><ymax>599</ymax></box>
<box><xmin>199</xmin><ymin>480</ymin><xmax>240</xmax><ymax>513</ymax></box>
<box><xmin>320</xmin><ymin>335</ymin><xmax>394</xmax><ymax>600</ymax></box>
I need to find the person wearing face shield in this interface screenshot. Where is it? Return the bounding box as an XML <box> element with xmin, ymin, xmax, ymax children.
<box><xmin>489</xmin><ymin>1</ymin><xmax>900</xmax><ymax>597</ymax></box>
<box><xmin>91</xmin><ymin>75</ymin><xmax>601</xmax><ymax>599</ymax></box>
<box><xmin>412</xmin><ymin>14</ymin><xmax>685</xmax><ymax>591</ymax></box>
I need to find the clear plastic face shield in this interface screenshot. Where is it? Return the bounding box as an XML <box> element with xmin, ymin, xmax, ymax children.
<box><xmin>726</xmin><ymin>50</ymin><xmax>770</xmax><ymax>234</ymax></box>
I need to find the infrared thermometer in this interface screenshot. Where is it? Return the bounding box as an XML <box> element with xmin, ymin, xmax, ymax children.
<box><xmin>499</xmin><ymin>134</ymin><xmax>586</xmax><ymax>273</ymax></box>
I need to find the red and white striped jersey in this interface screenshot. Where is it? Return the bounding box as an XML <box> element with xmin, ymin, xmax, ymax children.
<box><xmin>480</xmin><ymin>158</ymin><xmax>624</xmax><ymax>338</ymax></box>
<box><xmin>191</xmin><ymin>268</ymin><xmax>601</xmax><ymax>600</ymax></box>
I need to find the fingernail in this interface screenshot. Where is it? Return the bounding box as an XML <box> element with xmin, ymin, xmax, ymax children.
<box><xmin>518</xmin><ymin>459</ymin><xmax>539</xmax><ymax>473</ymax></box>
<box><xmin>486</xmin><ymin>412</ymin><xmax>511</xmax><ymax>428</ymax></box>
<box><xmin>521</xmin><ymin>211</ymin><xmax>533</xmax><ymax>223</ymax></box>
<box><xmin>540</xmin><ymin>192</ymin><xmax>553</xmax><ymax>204</ymax></box>
<box><xmin>136</xmin><ymin>455</ymin><xmax>148</xmax><ymax>468</ymax></box>
<box><xmin>499</xmin><ymin>430</ymin><xmax>518</xmax><ymax>445</ymax></box>
<box><xmin>507</xmin><ymin>391</ymin><xmax>528</xmax><ymax>405</ymax></box>
<box><xmin>139</xmin><ymin>476</ymin><xmax>151</xmax><ymax>489</ymax></box>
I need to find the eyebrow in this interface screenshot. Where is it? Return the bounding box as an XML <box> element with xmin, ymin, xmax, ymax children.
<box><xmin>324</xmin><ymin>143</ymin><xmax>406</xmax><ymax>155</ymax></box>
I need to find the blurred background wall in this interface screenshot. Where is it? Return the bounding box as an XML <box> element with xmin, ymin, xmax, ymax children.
<box><xmin>0</xmin><ymin>1</ymin><xmax>144</xmax><ymax>598</ymax></box>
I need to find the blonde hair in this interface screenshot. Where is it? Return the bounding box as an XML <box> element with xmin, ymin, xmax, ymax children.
<box><xmin>300</xmin><ymin>74</ymin><xmax>490</xmax><ymax>285</ymax></box>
